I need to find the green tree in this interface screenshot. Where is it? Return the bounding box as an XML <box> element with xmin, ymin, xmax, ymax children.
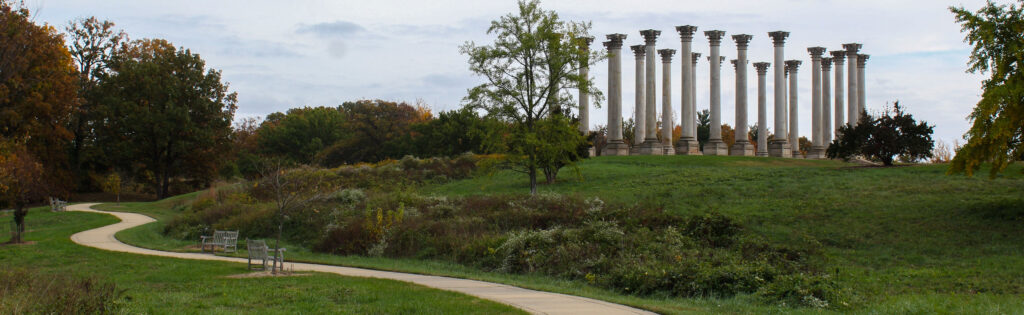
<box><xmin>257</xmin><ymin>106</ymin><xmax>347</xmax><ymax>165</ymax></box>
<box><xmin>949</xmin><ymin>1</ymin><xmax>1024</xmax><ymax>177</ymax></box>
<box><xmin>411</xmin><ymin>107</ymin><xmax>500</xmax><ymax>157</ymax></box>
<box><xmin>318</xmin><ymin>100</ymin><xmax>431</xmax><ymax>166</ymax></box>
<box><xmin>65</xmin><ymin>17</ymin><xmax>126</xmax><ymax>182</ymax></box>
<box><xmin>827</xmin><ymin>103</ymin><xmax>934</xmax><ymax>166</ymax></box>
<box><xmin>97</xmin><ymin>39</ymin><xmax>236</xmax><ymax>199</ymax></box>
<box><xmin>460</xmin><ymin>0</ymin><xmax>602</xmax><ymax>193</ymax></box>
<box><xmin>697</xmin><ymin>109</ymin><xmax>711</xmax><ymax>151</ymax></box>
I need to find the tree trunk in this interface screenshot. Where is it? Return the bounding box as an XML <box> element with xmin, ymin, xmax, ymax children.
<box><xmin>11</xmin><ymin>204</ymin><xmax>27</xmax><ymax>243</ymax></box>
<box><xmin>274</xmin><ymin>219</ymin><xmax>284</xmax><ymax>274</ymax></box>
<box><xmin>158</xmin><ymin>169</ymin><xmax>170</xmax><ymax>200</ymax></box>
<box><xmin>528</xmin><ymin>167</ymin><xmax>538</xmax><ymax>195</ymax></box>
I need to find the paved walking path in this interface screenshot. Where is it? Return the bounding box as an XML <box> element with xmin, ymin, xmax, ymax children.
<box><xmin>68</xmin><ymin>203</ymin><xmax>655</xmax><ymax>315</ymax></box>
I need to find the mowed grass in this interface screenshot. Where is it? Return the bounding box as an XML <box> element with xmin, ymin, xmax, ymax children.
<box><xmin>96</xmin><ymin>155</ymin><xmax>1024</xmax><ymax>314</ymax></box>
<box><xmin>0</xmin><ymin>208</ymin><xmax>524</xmax><ymax>314</ymax></box>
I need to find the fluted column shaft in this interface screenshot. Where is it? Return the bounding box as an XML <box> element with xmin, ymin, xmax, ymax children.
<box><xmin>659</xmin><ymin>49</ymin><xmax>676</xmax><ymax>154</ymax></box>
<box><xmin>676</xmin><ymin>26</ymin><xmax>698</xmax><ymax>150</ymax></box>
<box><xmin>754</xmin><ymin>62</ymin><xmax>770</xmax><ymax>156</ymax></box>
<box><xmin>577</xmin><ymin>37</ymin><xmax>594</xmax><ymax>134</ymax></box>
<box><xmin>601</xmin><ymin>34</ymin><xmax>629</xmax><ymax>156</ymax></box>
<box><xmin>642</xmin><ymin>30</ymin><xmax>660</xmax><ymax>143</ymax></box>
<box><xmin>705</xmin><ymin>30</ymin><xmax>726</xmax><ymax>154</ymax></box>
<box><xmin>734</xmin><ymin>35</ymin><xmax>752</xmax><ymax>144</ymax></box>
<box><xmin>858</xmin><ymin>54</ymin><xmax>868</xmax><ymax>119</ymax></box>
<box><xmin>786</xmin><ymin>60</ymin><xmax>801</xmax><ymax>157</ymax></box>
<box><xmin>808</xmin><ymin>47</ymin><xmax>825</xmax><ymax>154</ymax></box>
<box><xmin>830</xmin><ymin>51</ymin><xmax>845</xmax><ymax>133</ymax></box>
<box><xmin>631</xmin><ymin>45</ymin><xmax>646</xmax><ymax>146</ymax></box>
<box><xmin>844</xmin><ymin>43</ymin><xmax>861</xmax><ymax>126</ymax></box>
<box><xmin>822</xmin><ymin>57</ymin><xmax>833</xmax><ymax>143</ymax></box>
<box><xmin>691</xmin><ymin>53</ymin><xmax>700</xmax><ymax>140</ymax></box>
<box><xmin>769</xmin><ymin>32</ymin><xmax>789</xmax><ymax>145</ymax></box>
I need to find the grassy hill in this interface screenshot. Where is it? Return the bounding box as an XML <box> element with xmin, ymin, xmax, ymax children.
<box><xmin>76</xmin><ymin>156</ymin><xmax>1024</xmax><ymax>313</ymax></box>
<box><xmin>430</xmin><ymin>156</ymin><xmax>1024</xmax><ymax>311</ymax></box>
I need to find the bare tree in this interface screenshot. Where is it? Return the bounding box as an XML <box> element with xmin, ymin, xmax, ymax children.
<box><xmin>257</xmin><ymin>160</ymin><xmax>334</xmax><ymax>273</ymax></box>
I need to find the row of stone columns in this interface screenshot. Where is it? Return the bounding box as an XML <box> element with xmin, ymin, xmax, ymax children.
<box><xmin>595</xmin><ymin>29</ymin><xmax>869</xmax><ymax>159</ymax></box>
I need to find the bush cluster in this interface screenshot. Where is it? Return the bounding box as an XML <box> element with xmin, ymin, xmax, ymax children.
<box><xmin>164</xmin><ymin>157</ymin><xmax>849</xmax><ymax>309</ymax></box>
<box><xmin>0</xmin><ymin>269</ymin><xmax>122</xmax><ymax>314</ymax></box>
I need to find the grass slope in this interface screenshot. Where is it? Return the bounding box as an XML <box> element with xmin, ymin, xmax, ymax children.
<box><xmin>97</xmin><ymin>156</ymin><xmax>1024</xmax><ymax>314</ymax></box>
<box><xmin>0</xmin><ymin>207</ymin><xmax>523</xmax><ymax>314</ymax></box>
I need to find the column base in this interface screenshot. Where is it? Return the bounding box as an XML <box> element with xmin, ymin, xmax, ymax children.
<box><xmin>587</xmin><ymin>146</ymin><xmax>596</xmax><ymax>158</ymax></box>
<box><xmin>807</xmin><ymin>146</ymin><xmax>826</xmax><ymax>160</ymax></box>
<box><xmin>792</xmin><ymin>149</ymin><xmax>804</xmax><ymax>159</ymax></box>
<box><xmin>634</xmin><ymin>139</ymin><xmax>665</xmax><ymax>155</ymax></box>
<box><xmin>674</xmin><ymin>138</ymin><xmax>702</xmax><ymax>155</ymax></box>
<box><xmin>602</xmin><ymin>140</ymin><xmax>630</xmax><ymax>156</ymax></box>
<box><xmin>756</xmin><ymin>151</ymin><xmax>770</xmax><ymax>157</ymax></box>
<box><xmin>729</xmin><ymin>141</ymin><xmax>755</xmax><ymax>156</ymax></box>
<box><xmin>662</xmin><ymin>144</ymin><xmax>676</xmax><ymax>155</ymax></box>
<box><xmin>768</xmin><ymin>140</ymin><xmax>792</xmax><ymax>158</ymax></box>
<box><xmin>702</xmin><ymin>139</ymin><xmax>729</xmax><ymax>156</ymax></box>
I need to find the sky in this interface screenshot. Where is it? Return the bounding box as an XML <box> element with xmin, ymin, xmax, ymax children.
<box><xmin>25</xmin><ymin>0</ymin><xmax>995</xmax><ymax>146</ymax></box>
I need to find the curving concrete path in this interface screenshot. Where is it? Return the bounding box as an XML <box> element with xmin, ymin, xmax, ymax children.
<box><xmin>68</xmin><ymin>203</ymin><xmax>655</xmax><ymax>315</ymax></box>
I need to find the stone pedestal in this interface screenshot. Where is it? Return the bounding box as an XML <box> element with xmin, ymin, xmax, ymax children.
<box><xmin>602</xmin><ymin>34</ymin><xmax>630</xmax><ymax>156</ymax></box>
<box><xmin>768</xmin><ymin>140</ymin><xmax>792</xmax><ymax>158</ymax></box>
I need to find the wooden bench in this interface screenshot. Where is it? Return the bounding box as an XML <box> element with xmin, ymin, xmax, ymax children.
<box><xmin>49</xmin><ymin>197</ymin><xmax>67</xmax><ymax>212</ymax></box>
<box><xmin>246</xmin><ymin>239</ymin><xmax>285</xmax><ymax>271</ymax></box>
<box><xmin>200</xmin><ymin>230</ymin><xmax>238</xmax><ymax>253</ymax></box>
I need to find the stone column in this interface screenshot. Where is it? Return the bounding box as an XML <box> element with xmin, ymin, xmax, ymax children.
<box><xmin>830</xmin><ymin>50</ymin><xmax>846</xmax><ymax>133</ymax></box>
<box><xmin>785</xmin><ymin>60</ymin><xmax>802</xmax><ymax>158</ymax></box>
<box><xmin>822</xmin><ymin>57</ymin><xmax>833</xmax><ymax>145</ymax></box>
<box><xmin>702</xmin><ymin>30</ymin><xmax>728</xmax><ymax>155</ymax></box>
<box><xmin>577</xmin><ymin>37</ymin><xmax>594</xmax><ymax>134</ymax></box>
<box><xmin>659</xmin><ymin>49</ymin><xmax>676</xmax><ymax>155</ymax></box>
<box><xmin>637</xmin><ymin>29</ymin><xmax>663</xmax><ymax>155</ymax></box>
<box><xmin>767</xmin><ymin>31</ymin><xmax>791</xmax><ymax>157</ymax></box>
<box><xmin>577</xmin><ymin>36</ymin><xmax>595</xmax><ymax>156</ymax></box>
<box><xmin>858</xmin><ymin>54</ymin><xmax>868</xmax><ymax>119</ymax></box>
<box><xmin>844</xmin><ymin>43</ymin><xmax>861</xmax><ymax>126</ymax></box>
<box><xmin>630</xmin><ymin>45</ymin><xmax>646</xmax><ymax>148</ymax></box>
<box><xmin>690</xmin><ymin>52</ymin><xmax>701</xmax><ymax>150</ymax></box>
<box><xmin>730</xmin><ymin>34</ymin><xmax>754</xmax><ymax>156</ymax></box>
<box><xmin>675</xmin><ymin>25</ymin><xmax>700</xmax><ymax>155</ymax></box>
<box><xmin>601</xmin><ymin>34</ymin><xmax>629</xmax><ymax>156</ymax></box>
<box><xmin>808</xmin><ymin>47</ymin><xmax>826</xmax><ymax>159</ymax></box>
<box><xmin>753</xmin><ymin>62</ymin><xmax>770</xmax><ymax>156</ymax></box>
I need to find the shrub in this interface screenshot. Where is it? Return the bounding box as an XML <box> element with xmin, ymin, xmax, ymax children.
<box><xmin>0</xmin><ymin>269</ymin><xmax>122</xmax><ymax>314</ymax></box>
<box><xmin>756</xmin><ymin>273</ymin><xmax>850</xmax><ymax>309</ymax></box>
<box><xmin>683</xmin><ymin>212</ymin><xmax>743</xmax><ymax>247</ymax></box>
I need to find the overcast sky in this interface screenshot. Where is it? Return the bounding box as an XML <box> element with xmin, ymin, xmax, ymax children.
<box><xmin>27</xmin><ymin>0</ymin><xmax>994</xmax><ymax>145</ymax></box>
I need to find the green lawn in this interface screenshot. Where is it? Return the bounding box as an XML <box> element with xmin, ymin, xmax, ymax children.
<box><xmin>0</xmin><ymin>207</ymin><xmax>524</xmax><ymax>314</ymax></box>
<box><xmin>93</xmin><ymin>156</ymin><xmax>1024</xmax><ymax>314</ymax></box>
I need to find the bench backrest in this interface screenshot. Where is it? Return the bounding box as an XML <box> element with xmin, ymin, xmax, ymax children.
<box><xmin>212</xmin><ymin>230</ymin><xmax>239</xmax><ymax>244</ymax></box>
<box><xmin>248</xmin><ymin>239</ymin><xmax>268</xmax><ymax>259</ymax></box>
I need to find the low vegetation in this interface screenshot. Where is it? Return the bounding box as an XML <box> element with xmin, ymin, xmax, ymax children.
<box><xmin>140</xmin><ymin>155</ymin><xmax>1024</xmax><ymax>313</ymax></box>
